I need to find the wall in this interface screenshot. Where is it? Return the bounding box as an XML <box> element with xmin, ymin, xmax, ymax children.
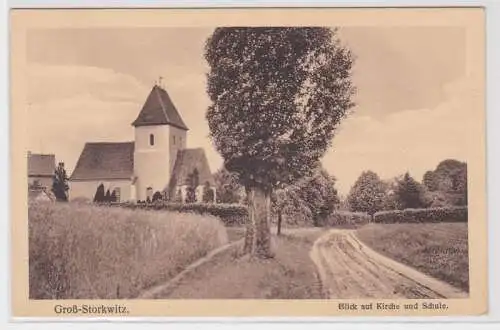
<box><xmin>28</xmin><ymin>176</ymin><xmax>52</xmax><ymax>189</ymax></box>
<box><xmin>169</xmin><ymin>126</ymin><xmax>187</xmax><ymax>174</ymax></box>
<box><xmin>69</xmin><ymin>180</ymin><xmax>132</xmax><ymax>202</ymax></box>
<box><xmin>134</xmin><ymin>125</ymin><xmax>171</xmax><ymax>200</ymax></box>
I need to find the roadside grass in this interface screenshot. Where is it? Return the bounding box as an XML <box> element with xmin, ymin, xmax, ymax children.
<box><xmin>356</xmin><ymin>222</ymin><xmax>469</xmax><ymax>292</ymax></box>
<box><xmin>29</xmin><ymin>201</ymin><xmax>228</xmax><ymax>299</ymax></box>
<box><xmin>161</xmin><ymin>227</ymin><xmax>327</xmax><ymax>299</ymax></box>
<box><xmin>226</xmin><ymin>226</ymin><xmax>246</xmax><ymax>242</ymax></box>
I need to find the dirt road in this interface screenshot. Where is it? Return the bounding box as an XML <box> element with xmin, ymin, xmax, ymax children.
<box><xmin>310</xmin><ymin>229</ymin><xmax>468</xmax><ymax>299</ymax></box>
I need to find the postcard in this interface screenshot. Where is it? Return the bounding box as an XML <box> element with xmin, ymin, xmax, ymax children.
<box><xmin>10</xmin><ymin>7</ymin><xmax>487</xmax><ymax>317</ymax></box>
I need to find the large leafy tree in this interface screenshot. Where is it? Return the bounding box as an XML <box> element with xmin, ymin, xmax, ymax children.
<box><xmin>52</xmin><ymin>162</ymin><xmax>69</xmax><ymax>202</ymax></box>
<box><xmin>347</xmin><ymin>171</ymin><xmax>386</xmax><ymax>216</ymax></box>
<box><xmin>205</xmin><ymin>27</ymin><xmax>355</xmax><ymax>257</ymax></box>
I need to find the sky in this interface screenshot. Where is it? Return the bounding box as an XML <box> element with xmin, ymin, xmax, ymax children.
<box><xmin>25</xmin><ymin>26</ymin><xmax>471</xmax><ymax>195</ymax></box>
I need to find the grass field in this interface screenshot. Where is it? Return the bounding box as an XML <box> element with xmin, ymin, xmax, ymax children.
<box><xmin>356</xmin><ymin>222</ymin><xmax>469</xmax><ymax>292</ymax></box>
<box><xmin>29</xmin><ymin>201</ymin><xmax>228</xmax><ymax>299</ymax></box>
<box><xmin>161</xmin><ymin>228</ymin><xmax>327</xmax><ymax>299</ymax></box>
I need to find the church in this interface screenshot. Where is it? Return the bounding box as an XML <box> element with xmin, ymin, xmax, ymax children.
<box><xmin>69</xmin><ymin>83</ymin><xmax>216</xmax><ymax>203</ymax></box>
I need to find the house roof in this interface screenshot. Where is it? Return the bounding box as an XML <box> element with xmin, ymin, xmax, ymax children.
<box><xmin>131</xmin><ymin>85</ymin><xmax>189</xmax><ymax>130</ymax></box>
<box><xmin>166</xmin><ymin>148</ymin><xmax>215</xmax><ymax>192</ymax></box>
<box><xmin>70</xmin><ymin>142</ymin><xmax>134</xmax><ymax>181</ymax></box>
<box><xmin>28</xmin><ymin>153</ymin><xmax>55</xmax><ymax>177</ymax></box>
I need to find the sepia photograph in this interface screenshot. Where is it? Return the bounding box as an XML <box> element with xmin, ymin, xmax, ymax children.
<box><xmin>10</xmin><ymin>8</ymin><xmax>487</xmax><ymax>317</ymax></box>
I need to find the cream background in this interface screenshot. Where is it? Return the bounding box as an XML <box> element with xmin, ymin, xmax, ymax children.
<box><xmin>10</xmin><ymin>8</ymin><xmax>487</xmax><ymax>317</ymax></box>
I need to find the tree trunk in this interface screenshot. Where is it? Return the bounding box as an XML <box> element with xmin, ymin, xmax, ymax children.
<box><xmin>243</xmin><ymin>192</ymin><xmax>255</xmax><ymax>255</ymax></box>
<box><xmin>243</xmin><ymin>186</ymin><xmax>273</xmax><ymax>258</ymax></box>
<box><xmin>277</xmin><ymin>210</ymin><xmax>282</xmax><ymax>236</ymax></box>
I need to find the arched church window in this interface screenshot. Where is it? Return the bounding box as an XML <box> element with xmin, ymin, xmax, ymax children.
<box><xmin>149</xmin><ymin>134</ymin><xmax>155</xmax><ymax>146</ymax></box>
<box><xmin>173</xmin><ymin>135</ymin><xmax>176</xmax><ymax>145</ymax></box>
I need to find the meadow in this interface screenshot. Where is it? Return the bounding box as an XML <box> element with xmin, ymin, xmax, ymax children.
<box><xmin>29</xmin><ymin>201</ymin><xmax>228</xmax><ymax>299</ymax></box>
<box><xmin>356</xmin><ymin>222</ymin><xmax>469</xmax><ymax>291</ymax></box>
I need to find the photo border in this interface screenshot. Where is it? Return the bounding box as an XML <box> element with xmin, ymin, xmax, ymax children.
<box><xmin>3</xmin><ymin>0</ymin><xmax>498</xmax><ymax>325</ymax></box>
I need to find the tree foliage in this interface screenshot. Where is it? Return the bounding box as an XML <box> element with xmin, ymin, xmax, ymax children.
<box><xmin>202</xmin><ymin>181</ymin><xmax>215</xmax><ymax>203</ymax></box>
<box><xmin>272</xmin><ymin>167</ymin><xmax>339</xmax><ymax>227</ymax></box>
<box><xmin>110</xmin><ymin>190</ymin><xmax>117</xmax><ymax>203</ymax></box>
<box><xmin>394</xmin><ymin>172</ymin><xmax>427</xmax><ymax>209</ymax></box>
<box><xmin>295</xmin><ymin>167</ymin><xmax>340</xmax><ymax>226</ymax></box>
<box><xmin>52</xmin><ymin>162</ymin><xmax>69</xmax><ymax>202</ymax></box>
<box><xmin>213</xmin><ymin>167</ymin><xmax>243</xmax><ymax>204</ymax></box>
<box><xmin>422</xmin><ymin>159</ymin><xmax>467</xmax><ymax>207</ymax></box>
<box><xmin>204</xmin><ymin>27</ymin><xmax>355</xmax><ymax>257</ymax></box>
<box><xmin>93</xmin><ymin>184</ymin><xmax>105</xmax><ymax>203</ymax></box>
<box><xmin>105</xmin><ymin>189</ymin><xmax>111</xmax><ymax>202</ymax></box>
<box><xmin>205</xmin><ymin>27</ymin><xmax>355</xmax><ymax>190</ymax></box>
<box><xmin>185</xmin><ymin>168</ymin><xmax>200</xmax><ymax>203</ymax></box>
<box><xmin>347</xmin><ymin>171</ymin><xmax>386</xmax><ymax>216</ymax></box>
<box><xmin>380</xmin><ymin>179</ymin><xmax>401</xmax><ymax>211</ymax></box>
<box><xmin>152</xmin><ymin>191</ymin><xmax>163</xmax><ymax>202</ymax></box>
<box><xmin>423</xmin><ymin>171</ymin><xmax>438</xmax><ymax>191</ymax></box>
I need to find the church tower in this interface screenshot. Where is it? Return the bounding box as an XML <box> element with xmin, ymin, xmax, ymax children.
<box><xmin>131</xmin><ymin>82</ymin><xmax>188</xmax><ymax>201</ymax></box>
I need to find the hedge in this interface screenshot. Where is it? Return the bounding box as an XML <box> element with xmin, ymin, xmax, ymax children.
<box><xmin>108</xmin><ymin>201</ymin><xmax>248</xmax><ymax>226</ymax></box>
<box><xmin>373</xmin><ymin>206</ymin><xmax>468</xmax><ymax>224</ymax></box>
<box><xmin>322</xmin><ymin>211</ymin><xmax>371</xmax><ymax>228</ymax></box>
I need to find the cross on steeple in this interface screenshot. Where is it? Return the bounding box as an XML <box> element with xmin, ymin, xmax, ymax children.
<box><xmin>158</xmin><ymin>76</ymin><xmax>164</xmax><ymax>88</ymax></box>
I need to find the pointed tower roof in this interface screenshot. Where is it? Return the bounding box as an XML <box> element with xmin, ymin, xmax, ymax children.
<box><xmin>132</xmin><ymin>85</ymin><xmax>189</xmax><ymax>130</ymax></box>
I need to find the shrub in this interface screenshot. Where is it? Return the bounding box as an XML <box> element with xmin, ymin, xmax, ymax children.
<box><xmin>202</xmin><ymin>184</ymin><xmax>215</xmax><ymax>203</ymax></box>
<box><xmin>152</xmin><ymin>191</ymin><xmax>163</xmax><ymax>202</ymax></box>
<box><xmin>29</xmin><ymin>201</ymin><xmax>228</xmax><ymax>299</ymax></box>
<box><xmin>373</xmin><ymin>206</ymin><xmax>468</xmax><ymax>224</ymax></box>
<box><xmin>93</xmin><ymin>184</ymin><xmax>105</xmax><ymax>203</ymax></box>
<box><xmin>117</xmin><ymin>201</ymin><xmax>248</xmax><ymax>227</ymax></box>
<box><xmin>323</xmin><ymin>211</ymin><xmax>371</xmax><ymax>228</ymax></box>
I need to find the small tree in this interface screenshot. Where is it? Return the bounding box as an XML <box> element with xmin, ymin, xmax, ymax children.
<box><xmin>52</xmin><ymin>162</ymin><xmax>69</xmax><ymax>202</ymax></box>
<box><xmin>292</xmin><ymin>167</ymin><xmax>339</xmax><ymax>226</ymax></box>
<box><xmin>152</xmin><ymin>191</ymin><xmax>163</xmax><ymax>202</ymax></box>
<box><xmin>272</xmin><ymin>183</ymin><xmax>313</xmax><ymax>234</ymax></box>
<box><xmin>205</xmin><ymin>27</ymin><xmax>355</xmax><ymax>257</ymax></box>
<box><xmin>185</xmin><ymin>168</ymin><xmax>200</xmax><ymax>203</ymax></box>
<box><xmin>347</xmin><ymin>171</ymin><xmax>386</xmax><ymax>217</ymax></box>
<box><xmin>394</xmin><ymin>172</ymin><xmax>427</xmax><ymax>209</ymax></box>
<box><xmin>381</xmin><ymin>179</ymin><xmax>400</xmax><ymax>210</ymax></box>
<box><xmin>110</xmin><ymin>190</ymin><xmax>117</xmax><ymax>203</ymax></box>
<box><xmin>423</xmin><ymin>170</ymin><xmax>438</xmax><ymax>192</ymax></box>
<box><xmin>93</xmin><ymin>184</ymin><xmax>105</xmax><ymax>203</ymax></box>
<box><xmin>105</xmin><ymin>189</ymin><xmax>111</xmax><ymax>203</ymax></box>
<box><xmin>202</xmin><ymin>182</ymin><xmax>215</xmax><ymax>203</ymax></box>
<box><xmin>214</xmin><ymin>167</ymin><xmax>242</xmax><ymax>204</ymax></box>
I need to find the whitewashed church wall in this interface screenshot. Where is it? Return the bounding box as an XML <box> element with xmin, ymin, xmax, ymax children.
<box><xmin>68</xmin><ymin>180</ymin><xmax>132</xmax><ymax>202</ymax></box>
<box><xmin>134</xmin><ymin>125</ymin><xmax>172</xmax><ymax>201</ymax></box>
